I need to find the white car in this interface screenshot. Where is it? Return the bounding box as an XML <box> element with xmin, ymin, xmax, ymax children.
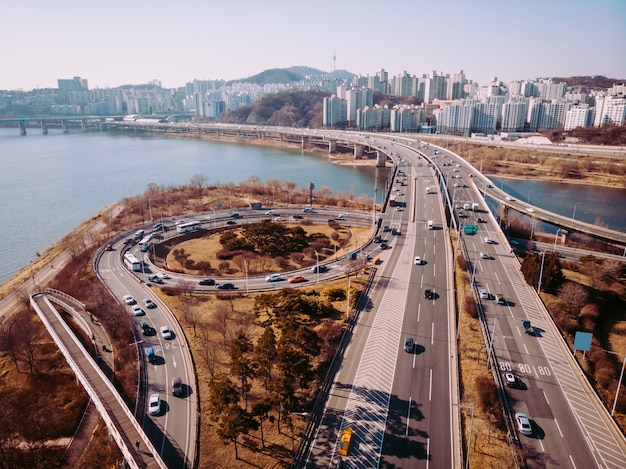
<box><xmin>149</xmin><ymin>393</ymin><xmax>161</xmax><ymax>415</ymax></box>
<box><xmin>123</xmin><ymin>295</ymin><xmax>136</xmax><ymax>305</ymax></box>
<box><xmin>156</xmin><ymin>272</ymin><xmax>170</xmax><ymax>280</ymax></box>
<box><xmin>480</xmin><ymin>289</ymin><xmax>490</xmax><ymax>300</ymax></box>
<box><xmin>132</xmin><ymin>305</ymin><xmax>145</xmax><ymax>316</ymax></box>
<box><xmin>505</xmin><ymin>196</ymin><xmax>514</xmax><ymax>201</ymax></box>
<box><xmin>264</xmin><ymin>210</ymin><xmax>275</xmax><ymax>215</ymax></box>
<box><xmin>160</xmin><ymin>326</ymin><xmax>173</xmax><ymax>339</ymax></box>
<box><xmin>484</xmin><ymin>237</ymin><xmax>495</xmax><ymax>244</ymax></box>
<box><xmin>480</xmin><ymin>252</ymin><xmax>490</xmax><ymax>259</ymax></box>
<box><xmin>515</xmin><ymin>413</ymin><xmax>532</xmax><ymax>436</ymax></box>
<box><xmin>414</xmin><ymin>256</ymin><xmax>423</xmax><ymax>265</ymax></box>
<box><xmin>143</xmin><ymin>298</ymin><xmax>157</xmax><ymax>309</ymax></box>
<box><xmin>273</xmin><ymin>216</ymin><xmax>284</xmax><ymax>222</ymax></box>
<box><xmin>526</xmin><ymin>207</ymin><xmax>535</xmax><ymax>213</ymax></box>
<box><xmin>266</xmin><ymin>273</ymin><xmax>282</xmax><ymax>282</ymax></box>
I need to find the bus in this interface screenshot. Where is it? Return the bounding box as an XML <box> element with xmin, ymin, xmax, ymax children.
<box><xmin>138</xmin><ymin>234</ymin><xmax>153</xmax><ymax>252</ymax></box>
<box><xmin>176</xmin><ymin>220</ymin><xmax>200</xmax><ymax>233</ymax></box>
<box><xmin>123</xmin><ymin>252</ymin><xmax>142</xmax><ymax>272</ymax></box>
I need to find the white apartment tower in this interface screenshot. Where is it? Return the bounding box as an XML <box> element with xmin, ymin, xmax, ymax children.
<box><xmin>564</xmin><ymin>104</ymin><xmax>593</xmax><ymax>130</ymax></box>
<box><xmin>323</xmin><ymin>95</ymin><xmax>348</xmax><ymax>128</ymax></box>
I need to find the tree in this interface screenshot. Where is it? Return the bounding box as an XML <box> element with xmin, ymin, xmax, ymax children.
<box><xmin>216</xmin><ymin>404</ymin><xmax>259</xmax><ymax>460</ymax></box>
<box><xmin>254</xmin><ymin>327</ymin><xmax>278</xmax><ymax>389</ymax></box>
<box><xmin>251</xmin><ymin>397</ymin><xmax>274</xmax><ymax>448</ymax></box>
<box><xmin>230</xmin><ymin>330</ymin><xmax>256</xmax><ymax>409</ymax></box>
<box><xmin>520</xmin><ymin>252</ymin><xmax>563</xmax><ymax>294</ymax></box>
<box><xmin>558</xmin><ymin>282</ymin><xmax>588</xmax><ymax>319</ymax></box>
<box><xmin>208</xmin><ymin>374</ymin><xmax>239</xmax><ymax>416</ymax></box>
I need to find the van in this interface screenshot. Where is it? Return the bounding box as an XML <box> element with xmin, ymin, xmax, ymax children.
<box><xmin>348</xmin><ymin>252</ymin><xmax>357</xmax><ymax>260</ymax></box>
<box><xmin>427</xmin><ymin>220</ymin><xmax>434</xmax><ymax>230</ymax></box>
<box><xmin>134</xmin><ymin>229</ymin><xmax>145</xmax><ymax>239</ymax></box>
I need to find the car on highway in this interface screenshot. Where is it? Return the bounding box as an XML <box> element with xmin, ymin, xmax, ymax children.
<box><xmin>148</xmin><ymin>275</ymin><xmax>163</xmax><ymax>284</ymax></box>
<box><xmin>310</xmin><ymin>264</ymin><xmax>327</xmax><ymax>273</ymax></box>
<box><xmin>504</xmin><ymin>372</ymin><xmax>519</xmax><ymax>388</ymax></box>
<box><xmin>149</xmin><ymin>393</ymin><xmax>161</xmax><ymax>415</ymax></box>
<box><xmin>484</xmin><ymin>237</ymin><xmax>495</xmax><ymax>244</ymax></box>
<box><xmin>526</xmin><ymin>207</ymin><xmax>535</xmax><ymax>213</ymax></box>
<box><xmin>226</xmin><ymin>220</ymin><xmax>237</xmax><ymax>225</ymax></box>
<box><xmin>480</xmin><ymin>289</ymin><xmax>490</xmax><ymax>300</ymax></box>
<box><xmin>515</xmin><ymin>413</ymin><xmax>532</xmax><ymax>436</ymax></box>
<box><xmin>132</xmin><ymin>305</ymin><xmax>145</xmax><ymax>316</ymax></box>
<box><xmin>505</xmin><ymin>196</ymin><xmax>514</xmax><ymax>201</ymax></box>
<box><xmin>266</xmin><ymin>273</ymin><xmax>282</xmax><ymax>282</ymax></box>
<box><xmin>404</xmin><ymin>337</ymin><xmax>414</xmax><ymax>353</ymax></box>
<box><xmin>199</xmin><ymin>278</ymin><xmax>215</xmax><ymax>286</ymax></box>
<box><xmin>156</xmin><ymin>272</ymin><xmax>170</xmax><ymax>280</ymax></box>
<box><xmin>480</xmin><ymin>252</ymin><xmax>490</xmax><ymax>259</ymax></box>
<box><xmin>104</xmin><ymin>244</ymin><xmax>113</xmax><ymax>251</ymax></box>
<box><xmin>143</xmin><ymin>298</ymin><xmax>157</xmax><ymax>309</ymax></box>
<box><xmin>153</xmin><ymin>223</ymin><xmax>163</xmax><ymax>230</ymax></box>
<box><xmin>160</xmin><ymin>326</ymin><xmax>173</xmax><ymax>339</ymax></box>
<box><xmin>123</xmin><ymin>295</ymin><xmax>136</xmax><ymax>305</ymax></box>
<box><xmin>335</xmin><ymin>213</ymin><xmax>348</xmax><ymax>220</ymax></box>
<box><xmin>273</xmin><ymin>216</ymin><xmax>284</xmax><ymax>222</ymax></box>
<box><xmin>414</xmin><ymin>256</ymin><xmax>423</xmax><ymax>265</ymax></box>
<box><xmin>175</xmin><ymin>219</ymin><xmax>186</xmax><ymax>225</ymax></box>
<box><xmin>217</xmin><ymin>282</ymin><xmax>235</xmax><ymax>290</ymax></box>
<box><xmin>288</xmin><ymin>275</ymin><xmax>306</xmax><ymax>283</ymax></box>
<box><xmin>172</xmin><ymin>377</ymin><xmax>183</xmax><ymax>397</ymax></box>
<box><xmin>265</xmin><ymin>210</ymin><xmax>276</xmax><ymax>215</ymax></box>
<box><xmin>424</xmin><ymin>288</ymin><xmax>434</xmax><ymax>299</ymax></box>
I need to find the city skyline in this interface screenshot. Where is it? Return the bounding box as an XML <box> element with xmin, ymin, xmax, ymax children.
<box><xmin>2</xmin><ymin>0</ymin><xmax>625</xmax><ymax>92</ymax></box>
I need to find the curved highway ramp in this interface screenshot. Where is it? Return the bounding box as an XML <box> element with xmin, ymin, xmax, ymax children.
<box><xmin>30</xmin><ymin>291</ymin><xmax>167</xmax><ymax>469</ymax></box>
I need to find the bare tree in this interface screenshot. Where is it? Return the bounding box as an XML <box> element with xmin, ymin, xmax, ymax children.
<box><xmin>558</xmin><ymin>282</ymin><xmax>588</xmax><ymax>319</ymax></box>
<box><xmin>211</xmin><ymin>305</ymin><xmax>232</xmax><ymax>345</ymax></box>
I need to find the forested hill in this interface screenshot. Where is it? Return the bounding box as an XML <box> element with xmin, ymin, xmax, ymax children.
<box><xmin>553</xmin><ymin>75</ymin><xmax>625</xmax><ymax>89</ymax></box>
<box><xmin>216</xmin><ymin>90</ymin><xmax>327</xmax><ymax>128</ymax></box>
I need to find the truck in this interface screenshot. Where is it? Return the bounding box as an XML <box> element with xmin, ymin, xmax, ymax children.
<box><xmin>521</xmin><ymin>319</ymin><xmax>534</xmax><ymax>335</ymax></box>
<box><xmin>472</xmin><ymin>203</ymin><xmax>480</xmax><ymax>212</ymax></box>
<box><xmin>337</xmin><ymin>427</ymin><xmax>353</xmax><ymax>456</ymax></box>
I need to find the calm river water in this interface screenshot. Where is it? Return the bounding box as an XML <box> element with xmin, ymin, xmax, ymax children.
<box><xmin>1</xmin><ymin>127</ymin><xmax>624</xmax><ymax>285</ymax></box>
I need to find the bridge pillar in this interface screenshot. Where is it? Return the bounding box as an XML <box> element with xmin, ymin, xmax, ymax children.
<box><xmin>328</xmin><ymin>139</ymin><xmax>336</xmax><ymax>153</ymax></box>
<box><xmin>18</xmin><ymin>122</ymin><xmax>27</xmax><ymax>135</ymax></box>
<box><xmin>61</xmin><ymin>120</ymin><xmax>69</xmax><ymax>133</ymax></box>
<box><xmin>301</xmin><ymin>136</ymin><xmax>308</xmax><ymax>149</ymax></box>
<box><xmin>40</xmin><ymin>121</ymin><xmax>48</xmax><ymax>134</ymax></box>
<box><xmin>354</xmin><ymin>144</ymin><xmax>364</xmax><ymax>159</ymax></box>
<box><xmin>376</xmin><ymin>151</ymin><xmax>387</xmax><ymax>167</ymax></box>
<box><xmin>81</xmin><ymin>120</ymin><xmax>87</xmax><ymax>132</ymax></box>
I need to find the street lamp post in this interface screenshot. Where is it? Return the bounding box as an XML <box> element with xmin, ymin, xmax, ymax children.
<box><xmin>527</xmin><ymin>189</ymin><xmax>534</xmax><ymax>204</ymax></box>
<box><xmin>211</xmin><ymin>208</ymin><xmax>216</xmax><ymax>228</ymax></box>
<box><xmin>572</xmin><ymin>201</ymin><xmax>581</xmax><ymax>220</ymax></box>
<box><xmin>553</xmin><ymin>228</ymin><xmax>562</xmax><ymax>252</ymax></box>
<box><xmin>452</xmin><ymin>403</ymin><xmax>475</xmax><ymax>469</ymax></box>
<box><xmin>314</xmin><ymin>250</ymin><xmax>320</xmax><ymax>284</ymax></box>
<box><xmin>537</xmin><ymin>251</ymin><xmax>547</xmax><ymax>294</ymax></box>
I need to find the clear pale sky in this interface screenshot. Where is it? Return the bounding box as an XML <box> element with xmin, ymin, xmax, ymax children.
<box><xmin>2</xmin><ymin>0</ymin><xmax>625</xmax><ymax>91</ymax></box>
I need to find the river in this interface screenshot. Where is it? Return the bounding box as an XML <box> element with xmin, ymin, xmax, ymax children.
<box><xmin>1</xmin><ymin>127</ymin><xmax>624</xmax><ymax>285</ymax></box>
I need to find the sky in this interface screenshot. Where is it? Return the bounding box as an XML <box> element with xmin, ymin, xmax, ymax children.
<box><xmin>2</xmin><ymin>0</ymin><xmax>625</xmax><ymax>91</ymax></box>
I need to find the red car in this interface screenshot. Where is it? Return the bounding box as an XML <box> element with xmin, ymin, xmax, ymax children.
<box><xmin>288</xmin><ymin>275</ymin><xmax>306</xmax><ymax>283</ymax></box>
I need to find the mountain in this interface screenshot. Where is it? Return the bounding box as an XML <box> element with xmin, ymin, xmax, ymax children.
<box><xmin>230</xmin><ymin>66</ymin><xmax>356</xmax><ymax>85</ymax></box>
<box><xmin>552</xmin><ymin>75</ymin><xmax>625</xmax><ymax>89</ymax></box>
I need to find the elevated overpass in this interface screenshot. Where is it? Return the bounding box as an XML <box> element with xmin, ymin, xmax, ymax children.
<box><xmin>30</xmin><ymin>289</ymin><xmax>167</xmax><ymax>469</ymax></box>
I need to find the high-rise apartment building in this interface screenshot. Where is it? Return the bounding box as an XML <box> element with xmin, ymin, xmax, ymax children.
<box><xmin>564</xmin><ymin>104</ymin><xmax>593</xmax><ymax>130</ymax></box>
<box><xmin>323</xmin><ymin>95</ymin><xmax>347</xmax><ymax>128</ymax></box>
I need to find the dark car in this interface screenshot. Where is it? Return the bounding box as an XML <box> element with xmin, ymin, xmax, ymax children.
<box><xmin>424</xmin><ymin>288</ymin><xmax>434</xmax><ymax>299</ymax></box>
<box><xmin>217</xmin><ymin>282</ymin><xmax>235</xmax><ymax>290</ymax></box>
<box><xmin>310</xmin><ymin>264</ymin><xmax>328</xmax><ymax>273</ymax></box>
<box><xmin>172</xmin><ymin>377</ymin><xmax>183</xmax><ymax>396</ymax></box>
<box><xmin>404</xmin><ymin>337</ymin><xmax>414</xmax><ymax>353</ymax></box>
<box><xmin>199</xmin><ymin>278</ymin><xmax>215</xmax><ymax>286</ymax></box>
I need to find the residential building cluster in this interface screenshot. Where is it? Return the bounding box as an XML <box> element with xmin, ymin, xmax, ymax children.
<box><xmin>323</xmin><ymin>70</ymin><xmax>626</xmax><ymax>134</ymax></box>
<box><xmin>1</xmin><ymin>70</ymin><xmax>624</xmax><ymax>136</ymax></box>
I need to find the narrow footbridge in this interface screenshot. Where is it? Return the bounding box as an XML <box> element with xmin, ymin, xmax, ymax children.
<box><xmin>30</xmin><ymin>290</ymin><xmax>166</xmax><ymax>469</ymax></box>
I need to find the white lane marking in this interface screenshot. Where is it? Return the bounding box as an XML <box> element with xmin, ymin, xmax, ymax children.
<box><xmin>554</xmin><ymin>418</ymin><xmax>564</xmax><ymax>438</ymax></box>
<box><xmin>431</xmin><ymin>322</ymin><xmax>435</xmax><ymax>345</ymax></box>
<box><xmin>429</xmin><ymin>368</ymin><xmax>433</xmax><ymax>401</ymax></box>
<box><xmin>406</xmin><ymin>397</ymin><xmax>412</xmax><ymax>435</ymax></box>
